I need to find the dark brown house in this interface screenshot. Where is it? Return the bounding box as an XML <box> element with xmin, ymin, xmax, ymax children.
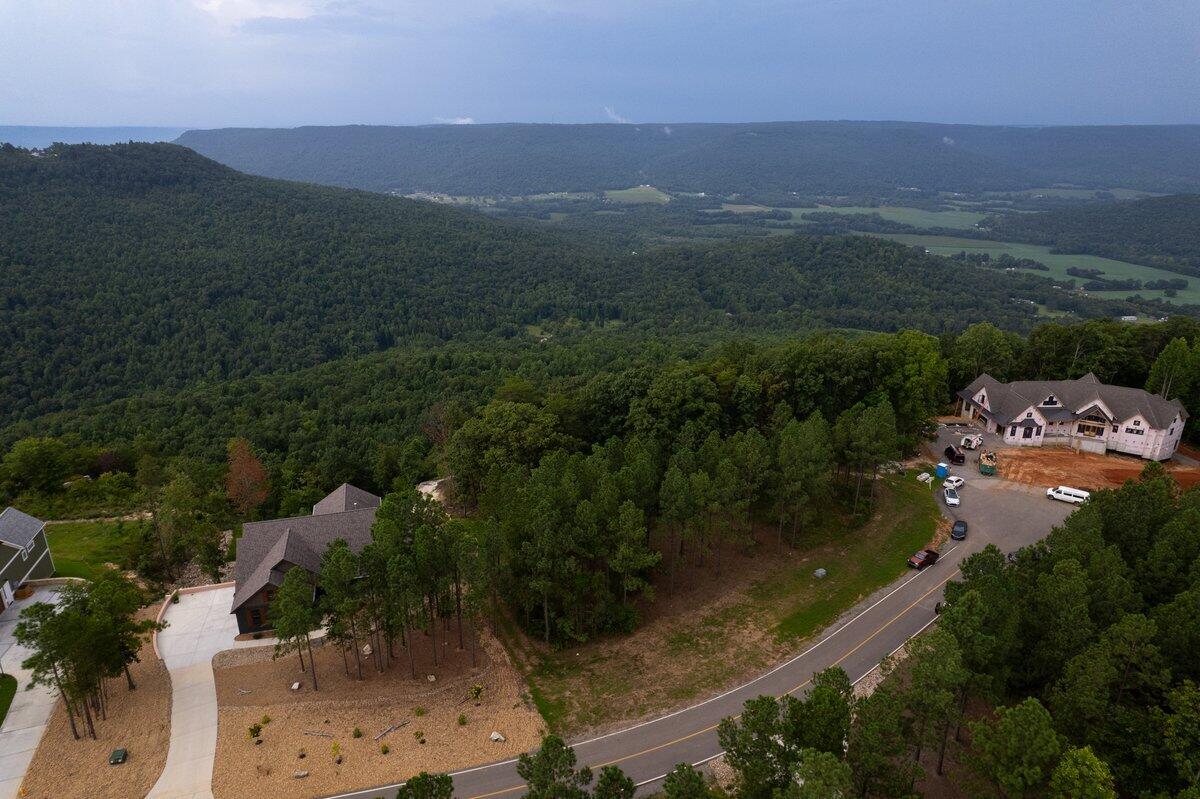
<box><xmin>230</xmin><ymin>484</ymin><xmax>380</xmax><ymax>634</ymax></box>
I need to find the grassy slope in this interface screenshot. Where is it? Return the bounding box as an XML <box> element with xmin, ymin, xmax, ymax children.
<box><xmin>45</xmin><ymin>520</ymin><xmax>148</xmax><ymax>580</ymax></box>
<box><xmin>501</xmin><ymin>471</ymin><xmax>939</xmax><ymax>733</ymax></box>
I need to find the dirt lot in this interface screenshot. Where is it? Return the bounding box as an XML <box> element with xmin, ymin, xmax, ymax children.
<box><xmin>20</xmin><ymin>608</ymin><xmax>171</xmax><ymax>799</ymax></box>
<box><xmin>500</xmin><ymin>473</ymin><xmax>943</xmax><ymax>736</ymax></box>
<box><xmin>998</xmin><ymin>446</ymin><xmax>1200</xmax><ymax>490</ymax></box>
<box><xmin>211</xmin><ymin>626</ymin><xmax>543</xmax><ymax>799</ymax></box>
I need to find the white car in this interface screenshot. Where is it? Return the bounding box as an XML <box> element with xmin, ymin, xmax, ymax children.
<box><xmin>1047</xmin><ymin>485</ymin><xmax>1090</xmax><ymax>504</ymax></box>
<box><xmin>943</xmin><ymin>487</ymin><xmax>961</xmax><ymax>507</ymax></box>
<box><xmin>943</xmin><ymin>476</ymin><xmax>965</xmax><ymax>490</ymax></box>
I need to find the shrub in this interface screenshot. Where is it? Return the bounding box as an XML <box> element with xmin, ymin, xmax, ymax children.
<box><xmin>352</xmin><ymin>727</ymin><xmax>363</xmax><ymax>738</ymax></box>
<box><xmin>380</xmin><ymin>744</ymin><xmax>390</xmax><ymax>755</ymax></box>
<box><xmin>261</xmin><ymin>714</ymin><xmax>271</xmax><ymax>725</ymax></box>
<box><xmin>458</xmin><ymin>714</ymin><xmax>468</xmax><ymax>726</ymax></box>
<box><xmin>331</xmin><ymin>742</ymin><xmax>341</xmax><ymax>762</ymax></box>
<box><xmin>414</xmin><ymin>730</ymin><xmax>426</xmax><ymax>744</ymax></box>
<box><xmin>413</xmin><ymin>706</ymin><xmax>426</xmax><ymax>717</ymax></box>
<box><xmin>248</xmin><ymin>723</ymin><xmax>262</xmax><ymax>739</ymax></box>
<box><xmin>469</xmin><ymin>684</ymin><xmax>484</xmax><ymax>702</ymax></box>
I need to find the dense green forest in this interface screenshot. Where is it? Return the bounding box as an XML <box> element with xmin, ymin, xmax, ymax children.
<box><xmin>175</xmin><ymin>122</ymin><xmax>1200</xmax><ymax>197</ymax></box>
<box><xmin>985</xmin><ymin>193</ymin><xmax>1200</xmax><ymax>277</ymax></box>
<box><xmin>5</xmin><ymin>142</ymin><xmax>1160</xmax><ymax>428</ymax></box>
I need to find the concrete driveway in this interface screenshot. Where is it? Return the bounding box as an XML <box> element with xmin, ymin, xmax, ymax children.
<box><xmin>0</xmin><ymin>588</ymin><xmax>62</xmax><ymax>799</ymax></box>
<box><xmin>148</xmin><ymin>586</ymin><xmax>242</xmax><ymax>799</ymax></box>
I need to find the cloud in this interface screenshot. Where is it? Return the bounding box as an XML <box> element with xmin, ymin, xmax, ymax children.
<box><xmin>604</xmin><ymin>105</ymin><xmax>633</xmax><ymax>124</ymax></box>
<box><xmin>435</xmin><ymin>116</ymin><xmax>476</xmax><ymax>124</ymax></box>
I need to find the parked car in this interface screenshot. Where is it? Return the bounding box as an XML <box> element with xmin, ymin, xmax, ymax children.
<box><xmin>908</xmin><ymin>549</ymin><xmax>940</xmax><ymax>569</ymax></box>
<box><xmin>943</xmin><ymin>487</ymin><xmax>961</xmax><ymax>507</ymax></box>
<box><xmin>943</xmin><ymin>476</ymin><xmax>965</xmax><ymax>490</ymax></box>
<box><xmin>950</xmin><ymin>520</ymin><xmax>968</xmax><ymax>540</ymax></box>
<box><xmin>944</xmin><ymin>445</ymin><xmax>966</xmax><ymax>465</ymax></box>
<box><xmin>1047</xmin><ymin>485</ymin><xmax>1090</xmax><ymax>504</ymax></box>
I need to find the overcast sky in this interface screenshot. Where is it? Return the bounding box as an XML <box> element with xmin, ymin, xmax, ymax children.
<box><xmin>2</xmin><ymin>0</ymin><xmax>1198</xmax><ymax>128</ymax></box>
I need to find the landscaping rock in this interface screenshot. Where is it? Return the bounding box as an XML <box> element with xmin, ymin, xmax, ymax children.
<box><xmin>427</xmin><ymin>674</ymin><xmax>436</xmax><ymax>682</ymax></box>
<box><xmin>291</xmin><ymin>681</ymin><xmax>301</xmax><ymax>691</ymax></box>
<box><xmin>813</xmin><ymin>568</ymin><xmax>827</xmax><ymax>578</ymax></box>
<box><xmin>293</xmin><ymin>770</ymin><xmax>309</xmax><ymax>779</ymax></box>
<box><xmin>490</xmin><ymin>731</ymin><xmax>506</xmax><ymax>743</ymax></box>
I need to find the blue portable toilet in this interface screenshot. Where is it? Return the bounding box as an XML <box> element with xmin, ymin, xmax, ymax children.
<box><xmin>935</xmin><ymin>462</ymin><xmax>949</xmax><ymax>479</ymax></box>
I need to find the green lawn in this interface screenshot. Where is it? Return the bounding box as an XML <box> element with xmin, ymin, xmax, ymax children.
<box><xmin>45</xmin><ymin>519</ymin><xmax>148</xmax><ymax>580</ymax></box>
<box><xmin>0</xmin><ymin>674</ymin><xmax>16</xmax><ymax>727</ymax></box>
<box><xmin>604</xmin><ymin>185</ymin><xmax>671</xmax><ymax>204</ymax></box>
<box><xmin>864</xmin><ymin>233</ymin><xmax>1200</xmax><ymax>306</ymax></box>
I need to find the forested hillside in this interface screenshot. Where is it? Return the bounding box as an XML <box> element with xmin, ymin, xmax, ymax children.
<box><xmin>985</xmin><ymin>193</ymin><xmax>1200</xmax><ymax>277</ymax></box>
<box><xmin>174</xmin><ymin>122</ymin><xmax>1200</xmax><ymax>197</ymax></box>
<box><xmin>4</xmin><ymin>142</ymin><xmax>1149</xmax><ymax>427</ymax></box>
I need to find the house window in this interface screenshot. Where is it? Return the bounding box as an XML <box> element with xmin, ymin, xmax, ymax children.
<box><xmin>1112</xmin><ymin>425</ymin><xmax>1119</xmax><ymax>433</ymax></box>
<box><xmin>1036</xmin><ymin>426</ymin><xmax>1043</xmax><ymax>436</ymax></box>
<box><xmin>1010</xmin><ymin>426</ymin><xmax>1017</xmax><ymax>436</ymax></box>
<box><xmin>1133</xmin><ymin>420</ymin><xmax>1141</xmax><ymax>427</ymax></box>
<box><xmin>1023</xmin><ymin>427</ymin><xmax>1034</xmax><ymax>439</ymax></box>
<box><xmin>20</xmin><ymin>545</ymin><xmax>29</xmax><ymax>561</ymax></box>
<box><xmin>1042</xmin><ymin>396</ymin><xmax>1059</xmax><ymax>406</ymax></box>
<box><xmin>249</xmin><ymin>608</ymin><xmax>263</xmax><ymax>628</ymax></box>
<box><xmin>1170</xmin><ymin>426</ymin><xmax>1175</xmax><ymax>435</ymax></box>
<box><xmin>1125</xmin><ymin>427</ymin><xmax>1145</xmax><ymax>436</ymax></box>
<box><xmin>1026</xmin><ymin>412</ymin><xmax>1033</xmax><ymax>418</ymax></box>
<box><xmin>264</xmin><ymin>589</ymin><xmax>276</xmax><ymax>604</ymax></box>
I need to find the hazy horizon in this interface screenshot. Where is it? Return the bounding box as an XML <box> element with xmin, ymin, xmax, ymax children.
<box><xmin>2</xmin><ymin>1</ymin><xmax>1198</xmax><ymax>130</ymax></box>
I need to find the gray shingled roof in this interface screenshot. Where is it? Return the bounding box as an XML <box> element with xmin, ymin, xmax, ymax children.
<box><xmin>231</xmin><ymin>505</ymin><xmax>377</xmax><ymax>611</ymax></box>
<box><xmin>961</xmin><ymin>373</ymin><xmax>1187</xmax><ymax>429</ymax></box>
<box><xmin>313</xmin><ymin>484</ymin><xmax>381</xmax><ymax>516</ymax></box>
<box><xmin>0</xmin><ymin>507</ymin><xmax>44</xmax><ymax>548</ymax></box>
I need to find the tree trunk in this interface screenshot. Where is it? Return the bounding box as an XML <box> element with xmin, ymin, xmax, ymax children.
<box><xmin>81</xmin><ymin>693</ymin><xmax>97</xmax><ymax>740</ymax></box>
<box><xmin>430</xmin><ymin>596</ymin><xmax>439</xmax><ymax>667</ymax></box>
<box><xmin>542</xmin><ymin>594</ymin><xmax>551</xmax><ymax>645</ymax></box>
<box><xmin>305</xmin><ymin>634</ymin><xmax>318</xmax><ymax>691</ymax></box>
<box><xmin>936</xmin><ymin>719</ymin><xmax>952</xmax><ymax>775</ymax></box>
<box><xmin>51</xmin><ymin>663</ymin><xmax>80</xmax><ymax>741</ymax></box>
<box><xmin>123</xmin><ymin>663</ymin><xmax>136</xmax><ymax>691</ymax></box>
<box><xmin>469</xmin><ymin>616</ymin><xmax>478</xmax><ymax>668</ymax></box>
<box><xmin>296</xmin><ymin>641</ymin><xmax>306</xmax><ymax>673</ymax></box>
<box><xmin>341</xmin><ymin>645</ymin><xmax>350</xmax><ymax>677</ymax></box>
<box><xmin>455</xmin><ymin>580</ymin><xmax>465</xmax><ymax>650</ymax></box>
<box><xmin>349</xmin><ymin>617</ymin><xmax>364</xmax><ymax>681</ymax></box>
<box><xmin>405</xmin><ymin>621</ymin><xmax>417</xmax><ymax>679</ymax></box>
<box><xmin>954</xmin><ymin>689</ymin><xmax>968</xmax><ymax>742</ymax></box>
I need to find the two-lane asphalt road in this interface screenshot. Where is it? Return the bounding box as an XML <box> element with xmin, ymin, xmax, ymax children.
<box><xmin>331</xmin><ymin>439</ymin><xmax>1070</xmax><ymax>799</ymax></box>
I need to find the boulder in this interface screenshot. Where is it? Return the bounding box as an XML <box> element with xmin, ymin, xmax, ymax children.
<box><xmin>293</xmin><ymin>771</ymin><xmax>309</xmax><ymax>779</ymax></box>
<box><xmin>490</xmin><ymin>731</ymin><xmax>506</xmax><ymax>743</ymax></box>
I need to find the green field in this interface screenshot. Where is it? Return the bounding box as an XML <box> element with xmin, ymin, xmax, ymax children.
<box><xmin>604</xmin><ymin>185</ymin><xmax>671</xmax><ymax>204</ymax></box>
<box><xmin>45</xmin><ymin>519</ymin><xmax>148</xmax><ymax>580</ymax></box>
<box><xmin>866</xmin><ymin>233</ymin><xmax>1200</xmax><ymax>306</ymax></box>
<box><xmin>793</xmin><ymin>204</ymin><xmax>987</xmax><ymax>230</ymax></box>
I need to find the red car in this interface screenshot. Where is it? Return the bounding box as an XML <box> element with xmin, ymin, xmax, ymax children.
<box><xmin>907</xmin><ymin>549</ymin><xmax>940</xmax><ymax>569</ymax></box>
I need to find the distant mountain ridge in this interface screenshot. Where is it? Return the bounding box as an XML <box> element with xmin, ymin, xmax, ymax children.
<box><xmin>175</xmin><ymin>121</ymin><xmax>1200</xmax><ymax>197</ymax></box>
<box><xmin>1</xmin><ymin>126</ymin><xmax>187</xmax><ymax>148</ymax></box>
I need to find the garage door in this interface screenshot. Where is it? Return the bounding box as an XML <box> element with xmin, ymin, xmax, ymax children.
<box><xmin>1076</xmin><ymin>438</ymin><xmax>1107</xmax><ymax>455</ymax></box>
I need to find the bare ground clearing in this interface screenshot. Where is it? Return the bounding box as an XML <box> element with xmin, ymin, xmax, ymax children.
<box><xmin>997</xmin><ymin>446</ymin><xmax>1200</xmax><ymax>490</ymax></box>
<box><xmin>211</xmin><ymin>626</ymin><xmax>543</xmax><ymax>799</ymax></box>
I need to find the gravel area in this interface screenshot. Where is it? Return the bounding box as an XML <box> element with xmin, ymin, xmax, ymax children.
<box><xmin>18</xmin><ymin>611</ymin><xmax>171</xmax><ymax>799</ymax></box>
<box><xmin>212</xmin><ymin>626</ymin><xmax>543</xmax><ymax>799</ymax></box>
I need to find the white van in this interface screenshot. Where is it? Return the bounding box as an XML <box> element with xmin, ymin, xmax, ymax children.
<box><xmin>1047</xmin><ymin>486</ymin><xmax>1090</xmax><ymax>504</ymax></box>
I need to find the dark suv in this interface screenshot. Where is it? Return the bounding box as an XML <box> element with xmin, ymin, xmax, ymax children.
<box><xmin>950</xmin><ymin>520</ymin><xmax>968</xmax><ymax>541</ymax></box>
<box><xmin>944</xmin><ymin>445</ymin><xmax>966</xmax><ymax>465</ymax></box>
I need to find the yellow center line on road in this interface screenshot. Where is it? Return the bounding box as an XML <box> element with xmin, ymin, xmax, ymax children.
<box><xmin>466</xmin><ymin>568</ymin><xmax>961</xmax><ymax>799</ymax></box>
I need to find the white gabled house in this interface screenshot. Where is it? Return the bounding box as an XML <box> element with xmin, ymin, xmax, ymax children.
<box><xmin>957</xmin><ymin>373</ymin><xmax>1187</xmax><ymax>461</ymax></box>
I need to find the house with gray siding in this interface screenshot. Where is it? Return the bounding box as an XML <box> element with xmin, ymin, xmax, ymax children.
<box><xmin>230</xmin><ymin>484</ymin><xmax>381</xmax><ymax>634</ymax></box>
<box><xmin>0</xmin><ymin>507</ymin><xmax>55</xmax><ymax>609</ymax></box>
<box><xmin>957</xmin><ymin>373</ymin><xmax>1187</xmax><ymax>460</ymax></box>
